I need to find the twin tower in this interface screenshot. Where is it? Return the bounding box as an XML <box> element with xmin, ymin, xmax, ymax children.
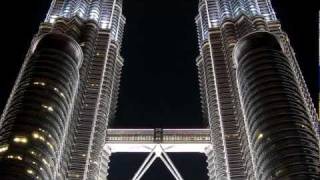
<box><xmin>0</xmin><ymin>0</ymin><xmax>319</xmax><ymax>180</ymax></box>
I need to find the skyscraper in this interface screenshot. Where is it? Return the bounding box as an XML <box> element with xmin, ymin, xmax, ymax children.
<box><xmin>0</xmin><ymin>0</ymin><xmax>319</xmax><ymax>180</ymax></box>
<box><xmin>196</xmin><ymin>0</ymin><xmax>320</xmax><ymax>179</ymax></box>
<box><xmin>0</xmin><ymin>0</ymin><xmax>125</xmax><ymax>179</ymax></box>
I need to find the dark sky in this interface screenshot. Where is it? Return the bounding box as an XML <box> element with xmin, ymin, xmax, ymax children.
<box><xmin>0</xmin><ymin>0</ymin><xmax>318</xmax><ymax>180</ymax></box>
<box><xmin>113</xmin><ymin>0</ymin><xmax>203</xmax><ymax>128</ymax></box>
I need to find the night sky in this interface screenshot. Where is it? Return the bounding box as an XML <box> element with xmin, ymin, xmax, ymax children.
<box><xmin>0</xmin><ymin>0</ymin><xmax>318</xmax><ymax>180</ymax></box>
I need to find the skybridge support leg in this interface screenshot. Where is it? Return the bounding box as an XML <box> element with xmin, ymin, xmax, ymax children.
<box><xmin>132</xmin><ymin>146</ymin><xmax>157</xmax><ymax>180</ymax></box>
<box><xmin>160</xmin><ymin>146</ymin><xmax>183</xmax><ymax>180</ymax></box>
<box><xmin>131</xmin><ymin>145</ymin><xmax>184</xmax><ymax>180</ymax></box>
<box><xmin>159</xmin><ymin>154</ymin><xmax>183</xmax><ymax>180</ymax></box>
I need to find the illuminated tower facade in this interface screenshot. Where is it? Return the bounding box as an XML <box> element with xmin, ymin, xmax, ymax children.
<box><xmin>0</xmin><ymin>0</ymin><xmax>319</xmax><ymax>180</ymax></box>
<box><xmin>195</xmin><ymin>0</ymin><xmax>320</xmax><ymax>179</ymax></box>
<box><xmin>0</xmin><ymin>0</ymin><xmax>125</xmax><ymax>180</ymax></box>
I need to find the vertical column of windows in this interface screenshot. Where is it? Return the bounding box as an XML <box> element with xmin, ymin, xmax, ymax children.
<box><xmin>67</xmin><ymin>30</ymin><xmax>108</xmax><ymax>180</ymax></box>
<box><xmin>220</xmin><ymin>20</ymin><xmax>256</xmax><ymax>179</ymax></box>
<box><xmin>116</xmin><ymin>16</ymin><xmax>126</xmax><ymax>47</ymax></box>
<box><xmin>108</xmin><ymin>56</ymin><xmax>123</xmax><ymax>122</ymax></box>
<box><xmin>196</xmin><ymin>57</ymin><xmax>210</xmax><ymax>125</ymax></box>
<box><xmin>199</xmin><ymin>2</ymin><xmax>210</xmax><ymax>41</ymax></box>
<box><xmin>75</xmin><ymin>0</ymin><xmax>90</xmax><ymax>18</ymax></box>
<box><xmin>229</xmin><ymin>0</ymin><xmax>245</xmax><ymax>17</ymax></box>
<box><xmin>110</xmin><ymin>5</ymin><xmax>122</xmax><ymax>41</ymax></box>
<box><xmin>45</xmin><ymin>0</ymin><xmax>65</xmax><ymax>23</ymax></box>
<box><xmin>206</xmin><ymin>0</ymin><xmax>220</xmax><ymax>27</ymax></box>
<box><xmin>62</xmin><ymin>0</ymin><xmax>78</xmax><ymax>18</ymax></box>
<box><xmin>241</xmin><ymin>0</ymin><xmax>260</xmax><ymax>16</ymax></box>
<box><xmin>99</xmin><ymin>0</ymin><xmax>114</xmax><ymax>29</ymax></box>
<box><xmin>88</xmin><ymin>0</ymin><xmax>102</xmax><ymax>22</ymax></box>
<box><xmin>201</xmin><ymin>42</ymin><xmax>229</xmax><ymax>179</ymax></box>
<box><xmin>195</xmin><ymin>16</ymin><xmax>205</xmax><ymax>46</ymax></box>
<box><xmin>86</xmin><ymin>41</ymin><xmax>119</xmax><ymax>179</ymax></box>
<box><xmin>209</xmin><ymin>31</ymin><xmax>246</xmax><ymax>179</ymax></box>
<box><xmin>255</xmin><ymin>0</ymin><xmax>276</xmax><ymax>21</ymax></box>
<box><xmin>218</xmin><ymin>0</ymin><xmax>233</xmax><ymax>19</ymax></box>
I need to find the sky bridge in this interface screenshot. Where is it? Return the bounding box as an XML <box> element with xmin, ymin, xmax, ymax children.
<box><xmin>104</xmin><ymin>129</ymin><xmax>212</xmax><ymax>180</ymax></box>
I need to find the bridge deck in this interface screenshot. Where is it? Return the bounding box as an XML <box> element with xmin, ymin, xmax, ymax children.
<box><xmin>105</xmin><ymin>129</ymin><xmax>211</xmax><ymax>153</ymax></box>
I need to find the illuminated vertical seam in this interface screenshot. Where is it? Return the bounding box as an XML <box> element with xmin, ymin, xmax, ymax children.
<box><xmin>200</xmin><ymin>57</ymin><xmax>218</xmax><ymax>179</ymax></box>
<box><xmin>199</xmin><ymin>6</ymin><xmax>207</xmax><ymax>42</ymax></box>
<box><xmin>204</xmin><ymin>0</ymin><xmax>212</xmax><ymax>28</ymax></box>
<box><xmin>114</xmin><ymin>6</ymin><xmax>123</xmax><ymax>42</ymax></box>
<box><xmin>83</xmin><ymin>34</ymin><xmax>112</xmax><ymax>180</ymax></box>
<box><xmin>108</xmin><ymin>0</ymin><xmax>117</xmax><ymax>29</ymax></box>
<box><xmin>206</xmin><ymin>35</ymin><xmax>231</xmax><ymax>180</ymax></box>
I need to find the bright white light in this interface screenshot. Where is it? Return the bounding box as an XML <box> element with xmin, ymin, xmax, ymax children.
<box><xmin>42</xmin><ymin>105</ymin><xmax>54</xmax><ymax>112</ymax></box>
<box><xmin>7</xmin><ymin>155</ymin><xmax>23</xmax><ymax>160</ymax></box>
<box><xmin>33</xmin><ymin>82</ymin><xmax>46</xmax><ymax>86</ymax></box>
<box><xmin>0</xmin><ymin>144</ymin><xmax>8</xmax><ymax>153</ymax></box>
<box><xmin>47</xmin><ymin>106</ymin><xmax>54</xmax><ymax>112</ymax></box>
<box><xmin>27</xmin><ymin>169</ymin><xmax>34</xmax><ymax>175</ymax></box>
<box><xmin>13</xmin><ymin>136</ymin><xmax>28</xmax><ymax>144</ymax></box>
<box><xmin>49</xmin><ymin>15</ymin><xmax>58</xmax><ymax>24</ymax></box>
<box><xmin>47</xmin><ymin>142</ymin><xmax>54</xmax><ymax>150</ymax></box>
<box><xmin>42</xmin><ymin>158</ymin><xmax>49</xmax><ymax>166</ymax></box>
<box><xmin>262</xmin><ymin>14</ymin><xmax>271</xmax><ymax>21</ymax></box>
<box><xmin>211</xmin><ymin>20</ymin><xmax>219</xmax><ymax>27</ymax></box>
<box><xmin>32</xmin><ymin>132</ymin><xmax>40</xmax><ymax>139</ymax></box>
<box><xmin>76</xmin><ymin>10</ymin><xmax>85</xmax><ymax>18</ymax></box>
<box><xmin>32</xmin><ymin>132</ymin><xmax>53</xmax><ymax>150</ymax></box>
<box><xmin>154</xmin><ymin>145</ymin><xmax>163</xmax><ymax>156</ymax></box>
<box><xmin>101</xmin><ymin>22</ymin><xmax>108</xmax><ymax>29</ymax></box>
<box><xmin>32</xmin><ymin>132</ymin><xmax>45</xmax><ymax>141</ymax></box>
